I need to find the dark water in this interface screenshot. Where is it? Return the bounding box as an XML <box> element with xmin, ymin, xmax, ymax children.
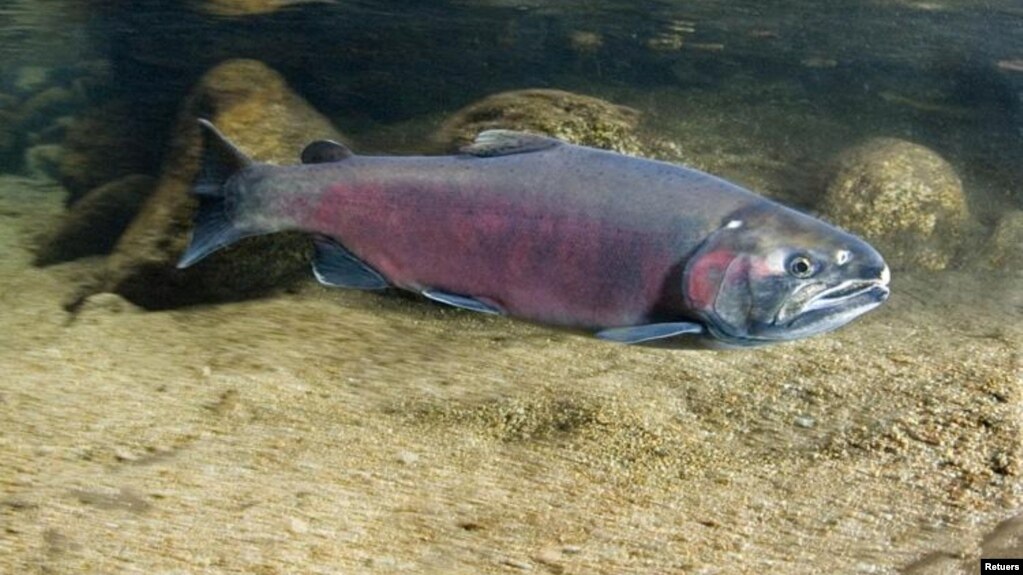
<box><xmin>102</xmin><ymin>1</ymin><xmax>1023</xmax><ymax>123</ymax></box>
<box><xmin>3</xmin><ymin>0</ymin><xmax>1022</xmax><ymax>208</ymax></box>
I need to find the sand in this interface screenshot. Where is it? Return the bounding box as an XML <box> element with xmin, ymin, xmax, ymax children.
<box><xmin>0</xmin><ymin>175</ymin><xmax>1020</xmax><ymax>574</ymax></box>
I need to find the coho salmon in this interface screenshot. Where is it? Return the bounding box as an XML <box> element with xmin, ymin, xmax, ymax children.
<box><xmin>178</xmin><ymin>120</ymin><xmax>889</xmax><ymax>348</ymax></box>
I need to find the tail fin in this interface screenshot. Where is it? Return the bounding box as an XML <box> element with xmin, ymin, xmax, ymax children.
<box><xmin>177</xmin><ymin>119</ymin><xmax>256</xmax><ymax>269</ymax></box>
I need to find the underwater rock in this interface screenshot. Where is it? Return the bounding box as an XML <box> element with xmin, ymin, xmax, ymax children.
<box><xmin>105</xmin><ymin>58</ymin><xmax>342</xmax><ymax>309</ymax></box>
<box><xmin>24</xmin><ymin>144</ymin><xmax>63</xmax><ymax>180</ymax></box>
<box><xmin>72</xmin><ymin>291</ymin><xmax>146</xmax><ymax>326</ymax></box>
<box><xmin>16</xmin><ymin>86</ymin><xmax>78</xmax><ymax>130</ymax></box>
<box><xmin>194</xmin><ymin>0</ymin><xmax>329</xmax><ymax>16</ymax></box>
<box><xmin>35</xmin><ymin>174</ymin><xmax>155</xmax><ymax>266</ymax></box>
<box><xmin>568</xmin><ymin>30</ymin><xmax>604</xmax><ymax>55</ymax></box>
<box><xmin>11</xmin><ymin>66</ymin><xmax>51</xmax><ymax>95</ymax></box>
<box><xmin>27</xmin><ymin>115</ymin><xmax>75</xmax><ymax>147</ymax></box>
<box><xmin>985</xmin><ymin>210</ymin><xmax>1023</xmax><ymax>270</ymax></box>
<box><xmin>0</xmin><ymin>61</ymin><xmax>110</xmax><ymax>174</ymax></box>
<box><xmin>435</xmin><ymin>89</ymin><xmax>650</xmax><ymax>156</ymax></box>
<box><xmin>821</xmin><ymin>138</ymin><xmax>969</xmax><ymax>271</ymax></box>
<box><xmin>59</xmin><ymin>101</ymin><xmax>162</xmax><ymax>205</ymax></box>
<box><xmin>76</xmin><ymin>292</ymin><xmax>143</xmax><ymax>316</ymax></box>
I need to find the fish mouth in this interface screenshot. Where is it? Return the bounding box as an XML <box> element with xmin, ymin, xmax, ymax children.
<box><xmin>702</xmin><ymin>265</ymin><xmax>890</xmax><ymax>347</ymax></box>
<box><xmin>800</xmin><ymin>279</ymin><xmax>889</xmax><ymax>315</ymax></box>
<box><xmin>763</xmin><ymin>261</ymin><xmax>890</xmax><ymax>341</ymax></box>
<box><xmin>705</xmin><ymin>279</ymin><xmax>889</xmax><ymax>347</ymax></box>
<box><xmin>779</xmin><ymin>277</ymin><xmax>889</xmax><ymax>337</ymax></box>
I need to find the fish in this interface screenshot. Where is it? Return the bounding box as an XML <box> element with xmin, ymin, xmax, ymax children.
<box><xmin>178</xmin><ymin>119</ymin><xmax>890</xmax><ymax>348</ymax></box>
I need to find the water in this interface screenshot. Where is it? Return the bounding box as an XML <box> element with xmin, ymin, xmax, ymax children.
<box><xmin>0</xmin><ymin>1</ymin><xmax>1020</xmax><ymax>573</ymax></box>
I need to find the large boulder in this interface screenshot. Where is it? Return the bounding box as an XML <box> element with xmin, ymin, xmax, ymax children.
<box><xmin>821</xmin><ymin>138</ymin><xmax>970</xmax><ymax>271</ymax></box>
<box><xmin>104</xmin><ymin>59</ymin><xmax>344</xmax><ymax>309</ymax></box>
<box><xmin>984</xmin><ymin>210</ymin><xmax>1023</xmax><ymax>271</ymax></box>
<box><xmin>434</xmin><ymin>89</ymin><xmax>653</xmax><ymax>156</ymax></box>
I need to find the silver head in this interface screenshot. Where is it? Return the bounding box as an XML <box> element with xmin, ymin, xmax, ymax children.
<box><xmin>683</xmin><ymin>205</ymin><xmax>890</xmax><ymax>347</ymax></box>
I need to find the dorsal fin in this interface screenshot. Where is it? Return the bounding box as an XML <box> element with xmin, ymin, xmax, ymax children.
<box><xmin>460</xmin><ymin>130</ymin><xmax>562</xmax><ymax>157</ymax></box>
<box><xmin>301</xmin><ymin>140</ymin><xmax>353</xmax><ymax>164</ymax></box>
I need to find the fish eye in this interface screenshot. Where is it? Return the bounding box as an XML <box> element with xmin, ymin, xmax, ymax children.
<box><xmin>787</xmin><ymin>255</ymin><xmax>816</xmax><ymax>278</ymax></box>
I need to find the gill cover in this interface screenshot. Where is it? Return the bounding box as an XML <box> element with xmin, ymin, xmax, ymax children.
<box><xmin>683</xmin><ymin>219</ymin><xmax>762</xmax><ymax>344</ymax></box>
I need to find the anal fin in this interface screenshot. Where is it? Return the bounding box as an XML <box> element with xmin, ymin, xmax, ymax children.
<box><xmin>421</xmin><ymin>289</ymin><xmax>502</xmax><ymax>315</ymax></box>
<box><xmin>312</xmin><ymin>236</ymin><xmax>389</xmax><ymax>290</ymax></box>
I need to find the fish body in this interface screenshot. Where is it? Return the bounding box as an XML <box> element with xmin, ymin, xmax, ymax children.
<box><xmin>180</xmin><ymin>121</ymin><xmax>889</xmax><ymax>348</ymax></box>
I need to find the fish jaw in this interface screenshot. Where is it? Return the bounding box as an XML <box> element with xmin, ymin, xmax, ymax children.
<box><xmin>762</xmin><ymin>270</ymin><xmax>890</xmax><ymax>341</ymax></box>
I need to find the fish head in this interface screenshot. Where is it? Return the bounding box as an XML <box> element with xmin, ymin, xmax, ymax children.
<box><xmin>682</xmin><ymin>205</ymin><xmax>890</xmax><ymax>347</ymax></box>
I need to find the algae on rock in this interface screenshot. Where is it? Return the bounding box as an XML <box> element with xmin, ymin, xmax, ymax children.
<box><xmin>822</xmin><ymin>138</ymin><xmax>970</xmax><ymax>271</ymax></box>
<box><xmin>435</xmin><ymin>89</ymin><xmax>654</xmax><ymax>157</ymax></box>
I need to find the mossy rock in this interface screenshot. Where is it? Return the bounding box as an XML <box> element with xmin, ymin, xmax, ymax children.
<box><xmin>984</xmin><ymin>210</ymin><xmax>1023</xmax><ymax>270</ymax></box>
<box><xmin>435</xmin><ymin>89</ymin><xmax>655</xmax><ymax>156</ymax></box>
<box><xmin>11</xmin><ymin>65</ymin><xmax>51</xmax><ymax>95</ymax></box>
<box><xmin>24</xmin><ymin>143</ymin><xmax>63</xmax><ymax>180</ymax></box>
<box><xmin>821</xmin><ymin>138</ymin><xmax>970</xmax><ymax>271</ymax></box>
<box><xmin>105</xmin><ymin>59</ymin><xmax>345</xmax><ymax>309</ymax></box>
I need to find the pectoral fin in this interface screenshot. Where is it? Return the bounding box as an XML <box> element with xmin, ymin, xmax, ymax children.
<box><xmin>595</xmin><ymin>322</ymin><xmax>705</xmax><ymax>345</ymax></box>
<box><xmin>311</xmin><ymin>236</ymin><xmax>389</xmax><ymax>289</ymax></box>
<box><xmin>421</xmin><ymin>289</ymin><xmax>503</xmax><ymax>315</ymax></box>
